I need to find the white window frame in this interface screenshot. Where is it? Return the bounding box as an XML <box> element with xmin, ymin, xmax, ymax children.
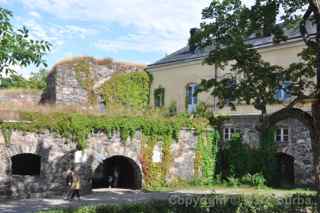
<box><xmin>223</xmin><ymin>127</ymin><xmax>240</xmax><ymax>141</ymax></box>
<box><xmin>275</xmin><ymin>127</ymin><xmax>289</xmax><ymax>143</ymax></box>
<box><xmin>187</xmin><ymin>83</ymin><xmax>198</xmax><ymax>113</ymax></box>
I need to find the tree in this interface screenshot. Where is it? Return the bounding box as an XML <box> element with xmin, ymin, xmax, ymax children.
<box><xmin>28</xmin><ymin>69</ymin><xmax>49</xmax><ymax>90</ymax></box>
<box><xmin>0</xmin><ymin>69</ymin><xmax>48</xmax><ymax>90</ymax></box>
<box><xmin>189</xmin><ymin>0</ymin><xmax>320</xmax><ymax>188</ymax></box>
<box><xmin>0</xmin><ymin>8</ymin><xmax>50</xmax><ymax>76</ymax></box>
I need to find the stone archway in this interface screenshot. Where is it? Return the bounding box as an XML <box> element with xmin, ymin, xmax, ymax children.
<box><xmin>11</xmin><ymin>153</ymin><xmax>41</xmax><ymax>176</ymax></box>
<box><xmin>276</xmin><ymin>153</ymin><xmax>295</xmax><ymax>187</ymax></box>
<box><xmin>92</xmin><ymin>155</ymin><xmax>142</xmax><ymax>190</ymax></box>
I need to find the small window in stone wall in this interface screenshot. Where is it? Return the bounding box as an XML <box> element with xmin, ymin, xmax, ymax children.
<box><xmin>223</xmin><ymin>127</ymin><xmax>240</xmax><ymax>141</ymax></box>
<box><xmin>275</xmin><ymin>127</ymin><xmax>289</xmax><ymax>143</ymax></box>
<box><xmin>11</xmin><ymin>153</ymin><xmax>41</xmax><ymax>176</ymax></box>
<box><xmin>98</xmin><ymin>95</ymin><xmax>106</xmax><ymax>113</ymax></box>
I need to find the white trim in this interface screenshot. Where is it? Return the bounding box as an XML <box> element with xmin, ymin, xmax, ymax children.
<box><xmin>275</xmin><ymin>127</ymin><xmax>290</xmax><ymax>143</ymax></box>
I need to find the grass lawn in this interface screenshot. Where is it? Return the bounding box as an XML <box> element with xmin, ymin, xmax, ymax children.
<box><xmin>146</xmin><ymin>184</ymin><xmax>317</xmax><ymax>197</ymax></box>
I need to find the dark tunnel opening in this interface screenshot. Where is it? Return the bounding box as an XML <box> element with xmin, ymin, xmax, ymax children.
<box><xmin>92</xmin><ymin>155</ymin><xmax>142</xmax><ymax>190</ymax></box>
<box><xmin>276</xmin><ymin>153</ymin><xmax>295</xmax><ymax>187</ymax></box>
<box><xmin>11</xmin><ymin>153</ymin><xmax>41</xmax><ymax>176</ymax></box>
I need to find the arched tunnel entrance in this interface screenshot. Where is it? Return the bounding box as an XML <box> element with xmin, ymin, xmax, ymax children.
<box><xmin>276</xmin><ymin>153</ymin><xmax>295</xmax><ymax>187</ymax></box>
<box><xmin>92</xmin><ymin>156</ymin><xmax>142</xmax><ymax>190</ymax></box>
<box><xmin>11</xmin><ymin>153</ymin><xmax>41</xmax><ymax>176</ymax></box>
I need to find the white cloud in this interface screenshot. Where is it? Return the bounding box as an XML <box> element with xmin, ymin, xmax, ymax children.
<box><xmin>29</xmin><ymin>11</ymin><xmax>41</xmax><ymax>19</ymax></box>
<box><xmin>14</xmin><ymin>17</ymin><xmax>99</xmax><ymax>52</ymax></box>
<box><xmin>95</xmin><ymin>31</ymin><xmax>184</xmax><ymax>54</ymax></box>
<box><xmin>20</xmin><ymin>0</ymin><xmax>212</xmax><ymax>54</ymax></box>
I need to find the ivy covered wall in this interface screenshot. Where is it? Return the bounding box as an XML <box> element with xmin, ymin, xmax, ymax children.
<box><xmin>97</xmin><ymin>71</ymin><xmax>151</xmax><ymax>111</ymax></box>
<box><xmin>0</xmin><ymin>111</ymin><xmax>222</xmax><ymax>196</ymax></box>
<box><xmin>42</xmin><ymin>56</ymin><xmax>147</xmax><ymax>108</ymax></box>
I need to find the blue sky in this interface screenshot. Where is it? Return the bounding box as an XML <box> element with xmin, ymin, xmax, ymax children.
<box><xmin>0</xmin><ymin>0</ymin><xmax>215</xmax><ymax>76</ymax></box>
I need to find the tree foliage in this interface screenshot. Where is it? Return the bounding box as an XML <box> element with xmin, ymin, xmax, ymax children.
<box><xmin>190</xmin><ymin>0</ymin><xmax>315</xmax><ymax>114</ymax></box>
<box><xmin>0</xmin><ymin>8</ymin><xmax>50</xmax><ymax>76</ymax></box>
<box><xmin>0</xmin><ymin>69</ymin><xmax>48</xmax><ymax>90</ymax></box>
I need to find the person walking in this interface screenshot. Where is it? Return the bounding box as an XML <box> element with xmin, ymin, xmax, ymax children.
<box><xmin>69</xmin><ymin>172</ymin><xmax>81</xmax><ymax>201</ymax></box>
<box><xmin>113</xmin><ymin>167</ymin><xmax>119</xmax><ymax>188</ymax></box>
<box><xmin>63</xmin><ymin>167</ymin><xmax>73</xmax><ymax>200</ymax></box>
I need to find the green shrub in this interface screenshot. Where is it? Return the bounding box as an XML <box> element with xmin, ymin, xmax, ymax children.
<box><xmin>226</xmin><ymin>176</ymin><xmax>240</xmax><ymax>187</ymax></box>
<box><xmin>216</xmin><ymin>129</ymin><xmax>279</xmax><ymax>187</ymax></box>
<box><xmin>38</xmin><ymin>193</ymin><xmax>320</xmax><ymax>213</ymax></box>
<box><xmin>240</xmin><ymin>173</ymin><xmax>266</xmax><ymax>188</ymax></box>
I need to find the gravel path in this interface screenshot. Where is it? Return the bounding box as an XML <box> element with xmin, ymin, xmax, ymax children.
<box><xmin>0</xmin><ymin>189</ymin><xmax>214</xmax><ymax>213</ymax></box>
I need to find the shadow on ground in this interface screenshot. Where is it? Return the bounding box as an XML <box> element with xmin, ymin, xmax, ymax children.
<box><xmin>0</xmin><ymin>188</ymin><xmax>213</xmax><ymax>213</ymax></box>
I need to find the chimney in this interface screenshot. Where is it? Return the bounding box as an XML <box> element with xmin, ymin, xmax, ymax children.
<box><xmin>189</xmin><ymin>28</ymin><xmax>199</xmax><ymax>53</ymax></box>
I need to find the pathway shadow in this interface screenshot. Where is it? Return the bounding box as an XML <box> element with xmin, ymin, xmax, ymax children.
<box><xmin>0</xmin><ymin>189</ymin><xmax>213</xmax><ymax>213</ymax></box>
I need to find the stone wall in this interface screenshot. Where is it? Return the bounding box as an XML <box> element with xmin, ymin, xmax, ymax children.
<box><xmin>222</xmin><ymin>115</ymin><xmax>314</xmax><ymax>185</ymax></box>
<box><xmin>0</xmin><ymin>89</ymin><xmax>41</xmax><ymax>107</ymax></box>
<box><xmin>42</xmin><ymin>58</ymin><xmax>146</xmax><ymax>107</ymax></box>
<box><xmin>0</xmin><ymin>116</ymin><xmax>314</xmax><ymax>200</ymax></box>
<box><xmin>0</xmin><ymin>129</ymin><xmax>198</xmax><ymax>200</ymax></box>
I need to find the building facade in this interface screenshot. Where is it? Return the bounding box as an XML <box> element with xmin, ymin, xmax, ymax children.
<box><xmin>147</xmin><ymin>27</ymin><xmax>315</xmax><ymax>186</ymax></box>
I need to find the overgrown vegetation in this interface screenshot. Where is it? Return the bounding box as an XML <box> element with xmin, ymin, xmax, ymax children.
<box><xmin>216</xmin><ymin>129</ymin><xmax>278</xmax><ymax>188</ymax></box>
<box><xmin>0</xmin><ymin>111</ymin><xmax>207</xmax><ymax>148</ymax></box>
<box><xmin>1</xmin><ymin>128</ymin><xmax>12</xmax><ymax>145</ymax></box>
<box><xmin>0</xmin><ymin>69</ymin><xmax>48</xmax><ymax>90</ymax></box>
<box><xmin>74</xmin><ymin>60</ymin><xmax>96</xmax><ymax>105</ymax></box>
<box><xmin>98</xmin><ymin>71</ymin><xmax>151</xmax><ymax>111</ymax></box>
<box><xmin>194</xmin><ymin>130</ymin><xmax>220</xmax><ymax>185</ymax></box>
<box><xmin>0</xmin><ymin>108</ymin><xmax>223</xmax><ymax>189</ymax></box>
<box><xmin>37</xmin><ymin>194</ymin><xmax>320</xmax><ymax>213</ymax></box>
<box><xmin>190</xmin><ymin>0</ymin><xmax>320</xmax><ymax>186</ymax></box>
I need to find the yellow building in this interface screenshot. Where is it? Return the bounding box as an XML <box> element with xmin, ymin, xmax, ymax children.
<box><xmin>147</xmin><ymin>29</ymin><xmax>312</xmax><ymax>115</ymax></box>
<box><xmin>147</xmin><ymin>26</ymin><xmax>315</xmax><ymax>186</ymax></box>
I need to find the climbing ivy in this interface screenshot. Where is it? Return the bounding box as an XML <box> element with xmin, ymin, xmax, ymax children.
<box><xmin>74</xmin><ymin>60</ymin><xmax>96</xmax><ymax>105</ymax></box>
<box><xmin>139</xmin><ymin>134</ymin><xmax>174</xmax><ymax>189</ymax></box>
<box><xmin>98</xmin><ymin>71</ymin><xmax>151</xmax><ymax>111</ymax></box>
<box><xmin>0</xmin><ymin>111</ymin><xmax>222</xmax><ymax>188</ymax></box>
<box><xmin>1</xmin><ymin>128</ymin><xmax>12</xmax><ymax>145</ymax></box>
<box><xmin>0</xmin><ymin>112</ymin><xmax>207</xmax><ymax>150</ymax></box>
<box><xmin>194</xmin><ymin>129</ymin><xmax>220</xmax><ymax>185</ymax></box>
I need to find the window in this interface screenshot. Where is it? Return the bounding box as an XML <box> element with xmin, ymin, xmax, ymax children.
<box><xmin>225</xmin><ymin>78</ymin><xmax>237</xmax><ymax>103</ymax></box>
<box><xmin>186</xmin><ymin>83</ymin><xmax>198</xmax><ymax>113</ymax></box>
<box><xmin>223</xmin><ymin>127</ymin><xmax>240</xmax><ymax>141</ymax></box>
<box><xmin>275</xmin><ymin>81</ymin><xmax>291</xmax><ymax>101</ymax></box>
<box><xmin>11</xmin><ymin>153</ymin><xmax>41</xmax><ymax>176</ymax></box>
<box><xmin>154</xmin><ymin>87</ymin><xmax>165</xmax><ymax>108</ymax></box>
<box><xmin>275</xmin><ymin>128</ymin><xmax>289</xmax><ymax>143</ymax></box>
<box><xmin>98</xmin><ymin>95</ymin><xmax>106</xmax><ymax>113</ymax></box>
